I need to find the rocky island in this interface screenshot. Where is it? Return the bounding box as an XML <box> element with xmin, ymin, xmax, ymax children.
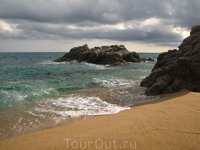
<box><xmin>141</xmin><ymin>25</ymin><xmax>200</xmax><ymax>95</ymax></box>
<box><xmin>54</xmin><ymin>44</ymin><xmax>141</xmax><ymax>65</ymax></box>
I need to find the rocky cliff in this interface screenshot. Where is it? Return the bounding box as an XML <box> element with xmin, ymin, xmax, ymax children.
<box><xmin>141</xmin><ymin>25</ymin><xmax>200</xmax><ymax>95</ymax></box>
<box><xmin>54</xmin><ymin>44</ymin><xmax>141</xmax><ymax>65</ymax></box>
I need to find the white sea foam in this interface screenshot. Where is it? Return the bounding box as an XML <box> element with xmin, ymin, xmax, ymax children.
<box><xmin>38</xmin><ymin>61</ymin><xmax>70</xmax><ymax>65</ymax></box>
<box><xmin>80</xmin><ymin>61</ymin><xmax>107</xmax><ymax>70</ymax></box>
<box><xmin>32</xmin><ymin>95</ymin><xmax>130</xmax><ymax>117</ymax></box>
<box><xmin>26</xmin><ymin>111</ymin><xmax>46</xmax><ymax>118</ymax></box>
<box><xmin>1</xmin><ymin>86</ymin><xmax>159</xmax><ymax>140</ymax></box>
<box><xmin>92</xmin><ymin>78</ymin><xmax>134</xmax><ymax>88</ymax></box>
<box><xmin>0</xmin><ymin>86</ymin><xmax>60</xmax><ymax>108</ymax></box>
<box><xmin>0</xmin><ymin>90</ymin><xmax>26</xmax><ymax>107</ymax></box>
<box><xmin>38</xmin><ymin>60</ymin><xmax>108</xmax><ymax>70</ymax></box>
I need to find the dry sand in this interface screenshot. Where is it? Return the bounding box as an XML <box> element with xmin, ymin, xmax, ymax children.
<box><xmin>0</xmin><ymin>89</ymin><xmax>200</xmax><ymax>150</ymax></box>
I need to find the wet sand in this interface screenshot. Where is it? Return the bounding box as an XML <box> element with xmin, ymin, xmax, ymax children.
<box><xmin>0</xmin><ymin>89</ymin><xmax>200</xmax><ymax>150</ymax></box>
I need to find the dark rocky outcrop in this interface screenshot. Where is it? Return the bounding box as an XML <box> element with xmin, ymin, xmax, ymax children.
<box><xmin>54</xmin><ymin>44</ymin><xmax>140</xmax><ymax>65</ymax></box>
<box><xmin>140</xmin><ymin>25</ymin><xmax>200</xmax><ymax>95</ymax></box>
<box><xmin>140</xmin><ymin>58</ymin><xmax>156</xmax><ymax>62</ymax></box>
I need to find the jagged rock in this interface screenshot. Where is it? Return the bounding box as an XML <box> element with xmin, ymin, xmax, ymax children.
<box><xmin>140</xmin><ymin>58</ymin><xmax>156</xmax><ymax>62</ymax></box>
<box><xmin>140</xmin><ymin>25</ymin><xmax>200</xmax><ymax>95</ymax></box>
<box><xmin>54</xmin><ymin>44</ymin><xmax>140</xmax><ymax>65</ymax></box>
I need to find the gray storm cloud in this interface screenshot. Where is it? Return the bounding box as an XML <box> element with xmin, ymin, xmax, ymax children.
<box><xmin>0</xmin><ymin>0</ymin><xmax>200</xmax><ymax>47</ymax></box>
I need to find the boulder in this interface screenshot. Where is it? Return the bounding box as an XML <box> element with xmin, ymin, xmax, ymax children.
<box><xmin>140</xmin><ymin>58</ymin><xmax>156</xmax><ymax>62</ymax></box>
<box><xmin>54</xmin><ymin>44</ymin><xmax>141</xmax><ymax>65</ymax></box>
<box><xmin>140</xmin><ymin>25</ymin><xmax>200</xmax><ymax>95</ymax></box>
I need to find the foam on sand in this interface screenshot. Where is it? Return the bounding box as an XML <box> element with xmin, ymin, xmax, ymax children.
<box><xmin>1</xmin><ymin>89</ymin><xmax>199</xmax><ymax>150</ymax></box>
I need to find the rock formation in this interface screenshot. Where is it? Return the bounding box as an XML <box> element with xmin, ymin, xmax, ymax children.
<box><xmin>140</xmin><ymin>58</ymin><xmax>156</xmax><ymax>62</ymax></box>
<box><xmin>54</xmin><ymin>44</ymin><xmax>140</xmax><ymax>65</ymax></box>
<box><xmin>140</xmin><ymin>25</ymin><xmax>200</xmax><ymax>95</ymax></box>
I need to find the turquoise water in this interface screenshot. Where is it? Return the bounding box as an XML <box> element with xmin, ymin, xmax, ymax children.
<box><xmin>0</xmin><ymin>52</ymin><xmax>159</xmax><ymax>140</ymax></box>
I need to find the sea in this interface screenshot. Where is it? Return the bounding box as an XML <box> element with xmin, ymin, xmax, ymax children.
<box><xmin>0</xmin><ymin>52</ymin><xmax>160</xmax><ymax>140</ymax></box>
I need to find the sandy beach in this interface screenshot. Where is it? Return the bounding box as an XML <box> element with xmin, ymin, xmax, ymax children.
<box><xmin>0</xmin><ymin>89</ymin><xmax>200</xmax><ymax>150</ymax></box>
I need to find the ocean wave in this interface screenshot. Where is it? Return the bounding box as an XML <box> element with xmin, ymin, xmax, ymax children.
<box><xmin>0</xmin><ymin>86</ymin><xmax>60</xmax><ymax>108</ymax></box>
<box><xmin>91</xmin><ymin>78</ymin><xmax>136</xmax><ymax>88</ymax></box>
<box><xmin>32</xmin><ymin>95</ymin><xmax>130</xmax><ymax>117</ymax></box>
<box><xmin>37</xmin><ymin>61</ymin><xmax>71</xmax><ymax>65</ymax></box>
<box><xmin>80</xmin><ymin>61</ymin><xmax>108</xmax><ymax>69</ymax></box>
<box><xmin>38</xmin><ymin>60</ymin><xmax>108</xmax><ymax>70</ymax></box>
<box><xmin>0</xmin><ymin>84</ymin><xmax>159</xmax><ymax>140</ymax></box>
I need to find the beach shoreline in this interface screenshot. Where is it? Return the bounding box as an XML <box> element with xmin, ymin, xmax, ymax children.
<box><xmin>0</xmin><ymin>52</ymin><xmax>158</xmax><ymax>141</ymax></box>
<box><xmin>0</xmin><ymin>89</ymin><xmax>200</xmax><ymax>150</ymax></box>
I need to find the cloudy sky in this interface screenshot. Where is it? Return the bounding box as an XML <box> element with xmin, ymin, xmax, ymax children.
<box><xmin>0</xmin><ymin>0</ymin><xmax>199</xmax><ymax>52</ymax></box>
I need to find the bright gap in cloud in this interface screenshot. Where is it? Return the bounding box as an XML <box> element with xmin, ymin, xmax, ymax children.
<box><xmin>0</xmin><ymin>20</ymin><xmax>22</xmax><ymax>37</ymax></box>
<box><xmin>141</xmin><ymin>18</ymin><xmax>160</xmax><ymax>26</ymax></box>
<box><xmin>172</xmin><ymin>27</ymin><xmax>190</xmax><ymax>39</ymax></box>
<box><xmin>66</xmin><ymin>23</ymin><xmax>127</xmax><ymax>31</ymax></box>
<box><xmin>0</xmin><ymin>20</ymin><xmax>15</xmax><ymax>32</ymax></box>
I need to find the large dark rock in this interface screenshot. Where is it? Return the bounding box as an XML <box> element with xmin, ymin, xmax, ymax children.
<box><xmin>54</xmin><ymin>44</ymin><xmax>140</xmax><ymax>65</ymax></box>
<box><xmin>141</xmin><ymin>25</ymin><xmax>200</xmax><ymax>95</ymax></box>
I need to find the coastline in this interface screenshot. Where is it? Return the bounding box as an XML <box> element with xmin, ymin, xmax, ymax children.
<box><xmin>0</xmin><ymin>89</ymin><xmax>200</xmax><ymax>150</ymax></box>
<box><xmin>0</xmin><ymin>52</ymin><xmax>157</xmax><ymax>140</ymax></box>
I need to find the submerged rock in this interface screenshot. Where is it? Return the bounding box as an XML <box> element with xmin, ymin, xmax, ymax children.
<box><xmin>54</xmin><ymin>44</ymin><xmax>140</xmax><ymax>65</ymax></box>
<box><xmin>141</xmin><ymin>25</ymin><xmax>200</xmax><ymax>95</ymax></box>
